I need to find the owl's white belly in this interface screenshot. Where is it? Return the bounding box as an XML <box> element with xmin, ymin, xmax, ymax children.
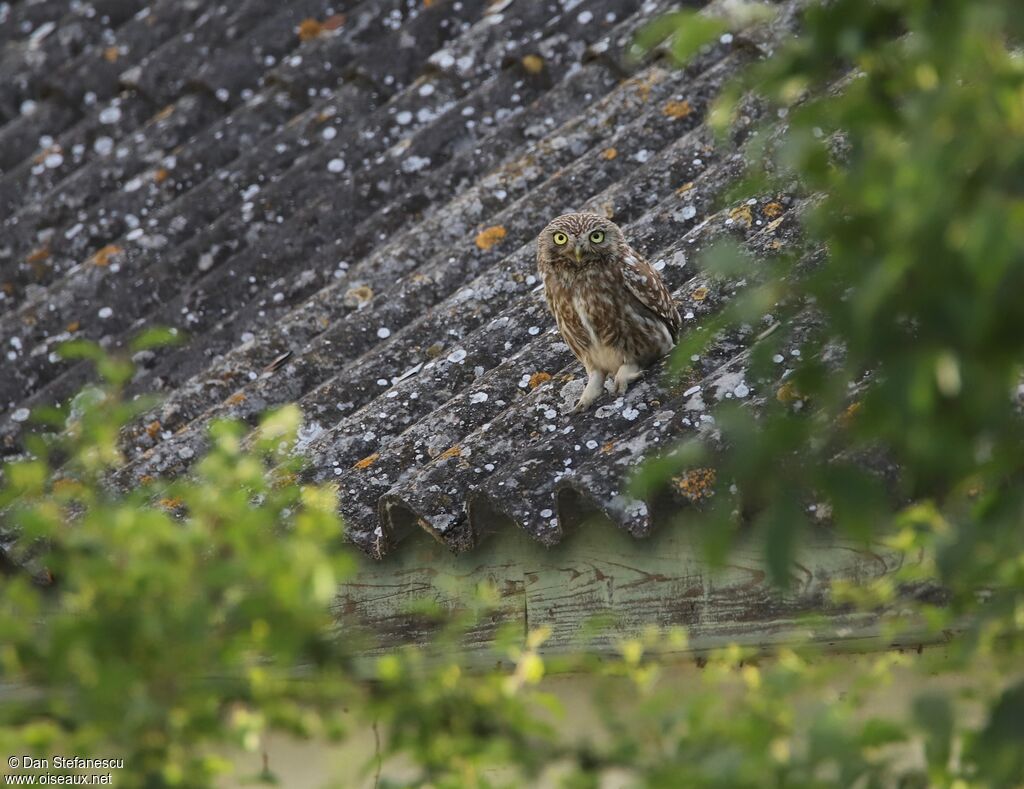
<box><xmin>572</xmin><ymin>293</ymin><xmax>626</xmax><ymax>373</ymax></box>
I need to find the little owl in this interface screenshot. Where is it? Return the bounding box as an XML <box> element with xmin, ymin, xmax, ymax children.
<box><xmin>537</xmin><ymin>212</ymin><xmax>681</xmax><ymax>411</ymax></box>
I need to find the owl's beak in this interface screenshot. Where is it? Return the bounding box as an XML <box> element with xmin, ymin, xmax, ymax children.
<box><xmin>574</xmin><ymin>244</ymin><xmax>584</xmax><ymax>263</ymax></box>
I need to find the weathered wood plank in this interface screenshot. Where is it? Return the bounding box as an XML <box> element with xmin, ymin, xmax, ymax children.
<box><xmin>333</xmin><ymin>506</ymin><xmax>931</xmax><ymax>664</ymax></box>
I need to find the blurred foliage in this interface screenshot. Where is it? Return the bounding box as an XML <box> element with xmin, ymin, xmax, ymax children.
<box><xmin>3</xmin><ymin>1</ymin><xmax>1024</xmax><ymax>787</ymax></box>
<box><xmin>634</xmin><ymin>0</ymin><xmax>1024</xmax><ymax>785</ymax></box>
<box><xmin>0</xmin><ymin>344</ymin><xmax>356</xmax><ymax>786</ymax></box>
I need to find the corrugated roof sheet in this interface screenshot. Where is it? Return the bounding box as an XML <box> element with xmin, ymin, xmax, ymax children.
<box><xmin>1</xmin><ymin>0</ymin><xmax>803</xmax><ymax>559</ymax></box>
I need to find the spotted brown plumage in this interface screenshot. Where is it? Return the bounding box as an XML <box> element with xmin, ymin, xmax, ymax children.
<box><xmin>537</xmin><ymin>212</ymin><xmax>681</xmax><ymax>411</ymax></box>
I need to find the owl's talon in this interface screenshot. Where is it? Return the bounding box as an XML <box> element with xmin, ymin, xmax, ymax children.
<box><xmin>573</xmin><ymin>395</ymin><xmax>597</xmax><ymax>412</ymax></box>
<box><xmin>613</xmin><ymin>363</ymin><xmax>642</xmax><ymax>395</ymax></box>
<box><xmin>573</xmin><ymin>370</ymin><xmax>606</xmax><ymax>412</ymax></box>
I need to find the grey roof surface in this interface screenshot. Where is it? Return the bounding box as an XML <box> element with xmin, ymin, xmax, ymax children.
<box><xmin>1</xmin><ymin>0</ymin><xmax>803</xmax><ymax>559</ymax></box>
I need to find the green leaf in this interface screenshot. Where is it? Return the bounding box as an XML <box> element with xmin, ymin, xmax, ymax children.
<box><xmin>913</xmin><ymin>693</ymin><xmax>953</xmax><ymax>771</ymax></box>
<box><xmin>129</xmin><ymin>325</ymin><xmax>185</xmax><ymax>352</ymax></box>
<box><xmin>699</xmin><ymin>237</ymin><xmax>754</xmax><ymax>279</ymax></box>
<box><xmin>859</xmin><ymin>717</ymin><xmax>908</xmax><ymax>748</ymax></box>
<box><xmin>760</xmin><ymin>486</ymin><xmax>805</xmax><ymax>588</ymax></box>
<box><xmin>633</xmin><ymin>11</ymin><xmax>728</xmax><ymax>65</ymax></box>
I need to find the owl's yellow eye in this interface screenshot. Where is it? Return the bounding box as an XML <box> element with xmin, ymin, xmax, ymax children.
<box><xmin>589</xmin><ymin>230</ymin><xmax>605</xmax><ymax>243</ymax></box>
<box><xmin>552</xmin><ymin>232</ymin><xmax>569</xmax><ymax>246</ymax></box>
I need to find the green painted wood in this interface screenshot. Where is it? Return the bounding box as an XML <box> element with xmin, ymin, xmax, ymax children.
<box><xmin>333</xmin><ymin>507</ymin><xmax>932</xmax><ymax>664</ymax></box>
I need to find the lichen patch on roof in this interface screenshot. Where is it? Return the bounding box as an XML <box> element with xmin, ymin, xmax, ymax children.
<box><xmin>0</xmin><ymin>0</ymin><xmax>804</xmax><ymax>560</ymax></box>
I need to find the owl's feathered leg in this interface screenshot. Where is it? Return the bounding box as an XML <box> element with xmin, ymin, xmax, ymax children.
<box><xmin>574</xmin><ymin>369</ymin><xmax>607</xmax><ymax>412</ymax></box>
<box><xmin>612</xmin><ymin>363</ymin><xmax>643</xmax><ymax>395</ymax></box>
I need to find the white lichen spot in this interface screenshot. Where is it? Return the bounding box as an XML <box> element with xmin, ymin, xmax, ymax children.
<box><xmin>470</xmin><ymin>391</ymin><xmax>488</xmax><ymax>404</ymax></box>
<box><xmin>377</xmin><ymin>327</ymin><xmax>391</xmax><ymax>339</ymax></box>
<box><xmin>327</xmin><ymin>158</ymin><xmax>346</xmax><ymax>173</ymax></box>
<box><xmin>98</xmin><ymin>105</ymin><xmax>122</xmax><ymax>125</ymax></box>
<box><xmin>11</xmin><ymin>408</ymin><xmax>30</xmax><ymax>423</ymax></box>
<box><xmin>447</xmin><ymin>348</ymin><xmax>467</xmax><ymax>364</ymax></box>
<box><xmin>97</xmin><ymin>307</ymin><xmax>113</xmax><ymax>319</ymax></box>
<box><xmin>93</xmin><ymin>136</ymin><xmax>114</xmax><ymax>155</ymax></box>
<box><xmin>401</xmin><ymin>155</ymin><xmax>431</xmax><ymax>173</ymax></box>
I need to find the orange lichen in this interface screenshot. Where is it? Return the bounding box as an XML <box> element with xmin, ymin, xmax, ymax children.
<box><xmin>662</xmin><ymin>99</ymin><xmax>693</xmax><ymax>119</ymax></box>
<box><xmin>763</xmin><ymin>201</ymin><xmax>784</xmax><ymax>219</ymax></box>
<box><xmin>600</xmin><ymin>441</ymin><xmax>616</xmax><ymax>454</ymax></box>
<box><xmin>521</xmin><ymin>54</ymin><xmax>544</xmax><ymax>74</ymax></box>
<box><xmin>145</xmin><ymin>420</ymin><xmax>162</xmax><ymax>439</ymax></box>
<box><xmin>89</xmin><ymin>244</ymin><xmax>123</xmax><ymax>267</ymax></box>
<box><xmin>225</xmin><ymin>392</ymin><xmax>247</xmax><ymax>406</ymax></box>
<box><xmin>627</xmin><ymin>72</ymin><xmax>661</xmax><ymax>103</ymax></box>
<box><xmin>475</xmin><ymin>225</ymin><xmax>507</xmax><ymax>250</ymax></box>
<box><xmin>675</xmin><ymin>181</ymin><xmax>694</xmax><ymax>195</ymax></box>
<box><xmin>26</xmin><ymin>245</ymin><xmax>51</xmax><ymax>264</ymax></box>
<box><xmin>66</xmin><ymin>320</ymin><xmax>80</xmax><ymax>332</ymax></box>
<box><xmin>673</xmin><ymin>467</ymin><xmax>717</xmax><ymax>502</ymax></box>
<box><xmin>322</xmin><ymin>13</ymin><xmax>346</xmax><ymax>30</ymax></box>
<box><xmin>2</xmin><ymin>282</ymin><xmax>15</xmax><ymax>295</ymax></box>
<box><xmin>272</xmin><ymin>471</ymin><xmax>298</xmax><ymax>489</ymax></box>
<box><xmin>776</xmin><ymin>382</ymin><xmax>802</xmax><ymax>404</ymax></box>
<box><xmin>154</xmin><ymin>104</ymin><xmax>175</xmax><ymax>122</ymax></box>
<box><xmin>159</xmin><ymin>497</ymin><xmax>183</xmax><ymax>510</ymax></box>
<box><xmin>103</xmin><ymin>46</ymin><xmax>119</xmax><ymax>63</ymax></box>
<box><xmin>343</xmin><ymin>285</ymin><xmax>374</xmax><ymax>308</ymax></box>
<box><xmin>840</xmin><ymin>401</ymin><xmax>861</xmax><ymax>428</ymax></box>
<box><xmin>297</xmin><ymin>18</ymin><xmax>324</xmax><ymax>41</ymax></box>
<box><xmin>52</xmin><ymin>478</ymin><xmax>81</xmax><ymax>495</ymax></box>
<box><xmin>729</xmin><ymin>205</ymin><xmax>754</xmax><ymax>226</ymax></box>
<box><xmin>353</xmin><ymin>452</ymin><xmax>380</xmax><ymax>470</ymax></box>
<box><xmin>153</xmin><ymin>168</ymin><xmax>169</xmax><ymax>184</ymax></box>
<box><xmin>528</xmin><ymin>372</ymin><xmax>552</xmax><ymax>389</ymax></box>
<box><xmin>139</xmin><ymin>475</ymin><xmax>155</xmax><ymax>485</ymax></box>
<box><xmin>691</xmin><ymin>286</ymin><xmax>709</xmax><ymax>302</ymax></box>
<box><xmin>601</xmin><ymin>147</ymin><xmax>618</xmax><ymax>160</ymax></box>
<box><xmin>437</xmin><ymin>445</ymin><xmax>462</xmax><ymax>461</ymax></box>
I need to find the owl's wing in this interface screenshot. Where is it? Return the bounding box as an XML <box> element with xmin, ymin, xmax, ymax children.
<box><xmin>620</xmin><ymin>248</ymin><xmax>681</xmax><ymax>341</ymax></box>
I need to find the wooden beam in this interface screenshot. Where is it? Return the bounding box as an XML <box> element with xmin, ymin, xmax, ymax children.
<box><xmin>333</xmin><ymin>505</ymin><xmax>931</xmax><ymax>665</ymax></box>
